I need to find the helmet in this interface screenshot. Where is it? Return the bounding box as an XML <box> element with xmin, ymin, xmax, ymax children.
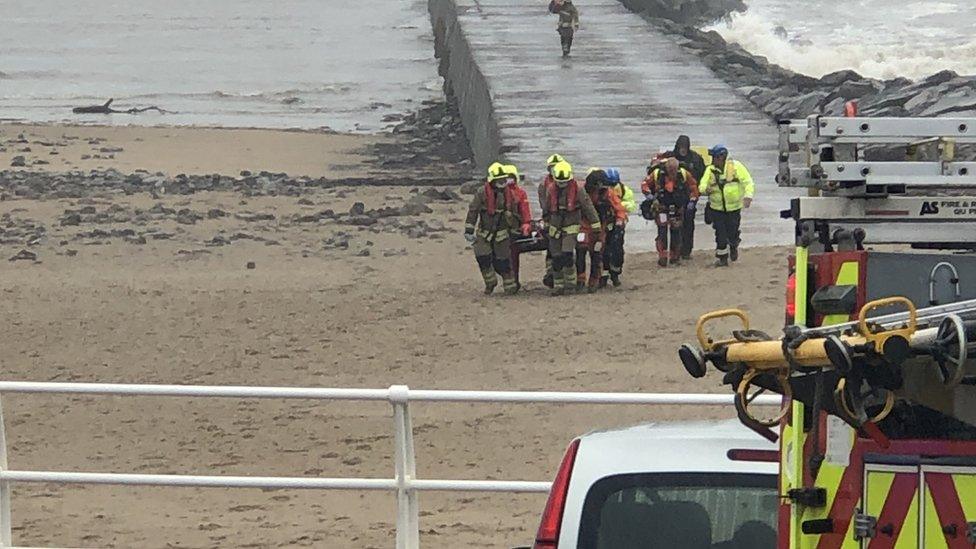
<box><xmin>487</xmin><ymin>162</ymin><xmax>507</xmax><ymax>181</ymax></box>
<box><xmin>605</xmin><ymin>168</ymin><xmax>621</xmax><ymax>183</ymax></box>
<box><xmin>551</xmin><ymin>161</ymin><xmax>573</xmax><ymax>182</ymax></box>
<box><xmin>546</xmin><ymin>154</ymin><xmax>566</xmax><ymax>168</ymax></box>
<box><xmin>708</xmin><ymin>144</ymin><xmax>729</xmax><ymax>157</ymax></box>
<box><xmin>502</xmin><ymin>164</ymin><xmax>520</xmax><ymax>182</ymax></box>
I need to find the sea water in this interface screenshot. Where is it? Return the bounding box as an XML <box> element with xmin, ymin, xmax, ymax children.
<box><xmin>0</xmin><ymin>0</ymin><xmax>441</xmax><ymax>131</ymax></box>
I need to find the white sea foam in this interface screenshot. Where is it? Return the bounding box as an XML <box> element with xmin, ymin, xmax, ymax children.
<box><xmin>707</xmin><ymin>0</ymin><xmax>976</xmax><ymax>79</ymax></box>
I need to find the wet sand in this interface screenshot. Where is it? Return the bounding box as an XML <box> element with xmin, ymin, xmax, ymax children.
<box><xmin>0</xmin><ymin>123</ymin><xmax>383</xmax><ymax>178</ymax></box>
<box><xmin>0</xmin><ymin>124</ymin><xmax>788</xmax><ymax>548</ymax></box>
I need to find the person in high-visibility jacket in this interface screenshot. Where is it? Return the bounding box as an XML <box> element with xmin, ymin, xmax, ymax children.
<box><xmin>538</xmin><ymin>161</ymin><xmax>602</xmax><ymax>296</ymax></box>
<box><xmin>464</xmin><ymin>162</ymin><xmax>531</xmax><ymax>294</ymax></box>
<box><xmin>603</xmin><ymin>167</ymin><xmax>635</xmax><ymax>287</ymax></box>
<box><xmin>699</xmin><ymin>145</ymin><xmax>754</xmax><ymax>267</ymax></box>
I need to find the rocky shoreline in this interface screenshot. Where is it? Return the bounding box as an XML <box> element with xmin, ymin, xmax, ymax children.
<box><xmin>622</xmin><ymin>1</ymin><xmax>976</xmax><ymax>123</ymax></box>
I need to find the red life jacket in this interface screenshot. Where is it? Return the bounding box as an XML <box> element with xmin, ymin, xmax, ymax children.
<box><xmin>545</xmin><ymin>178</ymin><xmax>579</xmax><ymax>214</ymax></box>
<box><xmin>484</xmin><ymin>182</ymin><xmax>519</xmax><ymax>215</ymax></box>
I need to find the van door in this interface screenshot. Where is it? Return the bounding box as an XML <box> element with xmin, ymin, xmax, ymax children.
<box><xmin>920</xmin><ymin>465</ymin><xmax>976</xmax><ymax>548</ymax></box>
<box><xmin>861</xmin><ymin>465</ymin><xmax>921</xmax><ymax>548</ymax></box>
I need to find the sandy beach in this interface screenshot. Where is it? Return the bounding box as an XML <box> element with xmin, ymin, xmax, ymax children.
<box><xmin>0</xmin><ymin>123</ymin><xmax>787</xmax><ymax>548</ymax></box>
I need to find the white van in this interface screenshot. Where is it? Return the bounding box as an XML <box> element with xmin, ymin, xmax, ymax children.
<box><xmin>523</xmin><ymin>419</ymin><xmax>780</xmax><ymax>549</ymax></box>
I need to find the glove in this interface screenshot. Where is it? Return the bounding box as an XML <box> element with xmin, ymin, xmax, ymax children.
<box><xmin>744</xmin><ymin>197</ymin><xmax>753</xmax><ymax>208</ymax></box>
<box><xmin>521</xmin><ymin>224</ymin><xmax>531</xmax><ymax>237</ymax></box>
<box><xmin>686</xmin><ymin>200</ymin><xmax>697</xmax><ymax>212</ymax></box>
<box><xmin>593</xmin><ymin>241</ymin><xmax>603</xmax><ymax>253</ymax></box>
<box><xmin>464</xmin><ymin>231</ymin><xmax>475</xmax><ymax>243</ymax></box>
<box><xmin>615</xmin><ymin>219</ymin><xmax>625</xmax><ymax>228</ymax></box>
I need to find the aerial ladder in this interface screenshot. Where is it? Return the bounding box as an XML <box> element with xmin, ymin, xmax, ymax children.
<box><xmin>679</xmin><ymin>113</ymin><xmax>976</xmax><ymax>548</ymax></box>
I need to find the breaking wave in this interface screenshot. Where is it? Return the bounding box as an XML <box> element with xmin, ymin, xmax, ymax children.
<box><xmin>706</xmin><ymin>2</ymin><xmax>976</xmax><ymax>80</ymax></box>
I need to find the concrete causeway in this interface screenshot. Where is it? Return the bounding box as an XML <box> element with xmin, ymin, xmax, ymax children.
<box><xmin>431</xmin><ymin>0</ymin><xmax>797</xmax><ymax>249</ymax></box>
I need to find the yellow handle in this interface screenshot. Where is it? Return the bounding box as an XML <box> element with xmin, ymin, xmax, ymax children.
<box><xmin>834</xmin><ymin>378</ymin><xmax>895</xmax><ymax>424</ymax></box>
<box><xmin>858</xmin><ymin>297</ymin><xmax>916</xmax><ymax>336</ymax></box>
<box><xmin>736</xmin><ymin>369</ymin><xmax>792</xmax><ymax>427</ymax></box>
<box><xmin>696</xmin><ymin>309</ymin><xmax>750</xmax><ymax>351</ymax></box>
<box><xmin>857</xmin><ymin>297</ymin><xmax>917</xmax><ymax>350</ymax></box>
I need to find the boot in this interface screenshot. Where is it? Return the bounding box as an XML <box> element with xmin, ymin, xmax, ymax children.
<box><xmin>481</xmin><ymin>269</ymin><xmax>498</xmax><ymax>294</ymax></box>
<box><xmin>550</xmin><ymin>268</ymin><xmax>564</xmax><ymax>296</ymax></box>
<box><xmin>610</xmin><ymin>272</ymin><xmax>621</xmax><ymax>287</ymax></box>
<box><xmin>599</xmin><ymin>275</ymin><xmax>609</xmax><ymax>289</ymax></box>
<box><xmin>563</xmin><ymin>266</ymin><xmax>578</xmax><ymax>294</ymax></box>
<box><xmin>576</xmin><ymin>273</ymin><xmax>586</xmax><ymax>292</ymax></box>
<box><xmin>502</xmin><ymin>274</ymin><xmax>519</xmax><ymax>295</ymax></box>
<box><xmin>681</xmin><ymin>253</ymin><xmax>692</xmax><ymax>260</ymax></box>
<box><xmin>587</xmin><ymin>276</ymin><xmax>600</xmax><ymax>293</ymax></box>
<box><xmin>730</xmin><ymin>245</ymin><xmax>739</xmax><ymax>262</ymax></box>
<box><xmin>715</xmin><ymin>256</ymin><xmax>729</xmax><ymax>267</ymax></box>
<box><xmin>658</xmin><ymin>257</ymin><xmax>668</xmax><ymax>267</ymax></box>
<box><xmin>543</xmin><ymin>273</ymin><xmax>554</xmax><ymax>288</ymax></box>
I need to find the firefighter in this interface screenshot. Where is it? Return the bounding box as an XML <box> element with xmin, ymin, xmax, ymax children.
<box><xmin>548</xmin><ymin>0</ymin><xmax>580</xmax><ymax>57</ymax></box>
<box><xmin>464</xmin><ymin>162</ymin><xmax>530</xmax><ymax>295</ymax></box>
<box><xmin>672</xmin><ymin>135</ymin><xmax>706</xmax><ymax>259</ymax></box>
<box><xmin>646</xmin><ymin>158</ymin><xmax>698</xmax><ymax>267</ymax></box>
<box><xmin>699</xmin><ymin>145</ymin><xmax>755</xmax><ymax>267</ymax></box>
<box><xmin>501</xmin><ymin>164</ymin><xmax>532</xmax><ymax>290</ymax></box>
<box><xmin>539</xmin><ymin>153</ymin><xmax>566</xmax><ymax>289</ymax></box>
<box><xmin>603</xmin><ymin>167</ymin><xmax>636</xmax><ymax>287</ymax></box>
<box><xmin>539</xmin><ymin>161</ymin><xmax>602</xmax><ymax>296</ymax></box>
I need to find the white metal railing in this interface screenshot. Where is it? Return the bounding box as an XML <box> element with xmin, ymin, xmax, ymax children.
<box><xmin>0</xmin><ymin>382</ymin><xmax>780</xmax><ymax>548</ymax></box>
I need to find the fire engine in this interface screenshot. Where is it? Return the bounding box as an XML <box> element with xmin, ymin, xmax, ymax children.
<box><xmin>678</xmin><ymin>113</ymin><xmax>976</xmax><ymax>548</ymax></box>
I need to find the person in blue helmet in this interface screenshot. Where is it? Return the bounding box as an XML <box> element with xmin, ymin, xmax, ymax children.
<box><xmin>602</xmin><ymin>168</ymin><xmax>637</xmax><ymax>286</ymax></box>
<box><xmin>699</xmin><ymin>144</ymin><xmax>755</xmax><ymax>267</ymax></box>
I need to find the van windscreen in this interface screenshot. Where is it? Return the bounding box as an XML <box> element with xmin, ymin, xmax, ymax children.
<box><xmin>577</xmin><ymin>472</ymin><xmax>778</xmax><ymax>549</ymax></box>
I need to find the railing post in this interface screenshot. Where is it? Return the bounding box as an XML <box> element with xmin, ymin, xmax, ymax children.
<box><xmin>389</xmin><ymin>385</ymin><xmax>419</xmax><ymax>549</ymax></box>
<box><xmin>0</xmin><ymin>393</ymin><xmax>11</xmax><ymax>547</ymax></box>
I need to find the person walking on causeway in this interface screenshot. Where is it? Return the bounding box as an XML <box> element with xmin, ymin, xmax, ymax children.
<box><xmin>464</xmin><ymin>162</ymin><xmax>531</xmax><ymax>295</ymax></box>
<box><xmin>539</xmin><ymin>161</ymin><xmax>602</xmax><ymax>296</ymax></box>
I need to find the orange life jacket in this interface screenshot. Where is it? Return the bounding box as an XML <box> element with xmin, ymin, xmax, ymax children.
<box><xmin>545</xmin><ymin>178</ymin><xmax>579</xmax><ymax>214</ymax></box>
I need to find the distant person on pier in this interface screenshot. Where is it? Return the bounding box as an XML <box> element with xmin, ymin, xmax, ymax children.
<box><xmin>699</xmin><ymin>145</ymin><xmax>755</xmax><ymax>267</ymax></box>
<box><xmin>672</xmin><ymin>135</ymin><xmax>706</xmax><ymax>259</ymax></box>
<box><xmin>549</xmin><ymin>0</ymin><xmax>580</xmax><ymax>56</ymax></box>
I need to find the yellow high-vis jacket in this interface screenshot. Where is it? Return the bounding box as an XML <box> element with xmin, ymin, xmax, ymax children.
<box><xmin>699</xmin><ymin>159</ymin><xmax>754</xmax><ymax>213</ymax></box>
<box><xmin>612</xmin><ymin>182</ymin><xmax>638</xmax><ymax>215</ymax></box>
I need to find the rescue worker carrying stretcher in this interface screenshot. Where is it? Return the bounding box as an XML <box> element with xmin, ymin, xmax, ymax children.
<box><xmin>576</xmin><ymin>168</ymin><xmax>627</xmax><ymax>292</ymax></box>
<box><xmin>642</xmin><ymin>158</ymin><xmax>698</xmax><ymax>267</ymax></box>
<box><xmin>464</xmin><ymin>162</ymin><xmax>531</xmax><ymax>295</ymax></box>
<box><xmin>539</xmin><ymin>153</ymin><xmax>566</xmax><ymax>289</ymax></box>
<box><xmin>699</xmin><ymin>144</ymin><xmax>754</xmax><ymax>267</ymax></box>
<box><xmin>500</xmin><ymin>164</ymin><xmax>532</xmax><ymax>290</ymax></box>
<box><xmin>603</xmin><ymin>168</ymin><xmax>636</xmax><ymax>287</ymax></box>
<box><xmin>539</xmin><ymin>161</ymin><xmax>602</xmax><ymax>296</ymax></box>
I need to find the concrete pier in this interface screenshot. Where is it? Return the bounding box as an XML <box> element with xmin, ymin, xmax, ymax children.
<box><xmin>430</xmin><ymin>0</ymin><xmax>796</xmax><ymax>248</ymax></box>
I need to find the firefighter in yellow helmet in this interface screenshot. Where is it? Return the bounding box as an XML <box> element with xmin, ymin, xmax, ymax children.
<box><xmin>464</xmin><ymin>162</ymin><xmax>526</xmax><ymax>294</ymax></box>
<box><xmin>699</xmin><ymin>145</ymin><xmax>755</xmax><ymax>267</ymax></box>
<box><xmin>538</xmin><ymin>161</ymin><xmax>602</xmax><ymax>296</ymax></box>
<box><xmin>539</xmin><ymin>153</ymin><xmax>567</xmax><ymax>289</ymax></box>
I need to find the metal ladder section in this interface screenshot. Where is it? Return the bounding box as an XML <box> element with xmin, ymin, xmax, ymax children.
<box><xmin>776</xmin><ymin>116</ymin><xmax>976</xmax><ymax>247</ymax></box>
